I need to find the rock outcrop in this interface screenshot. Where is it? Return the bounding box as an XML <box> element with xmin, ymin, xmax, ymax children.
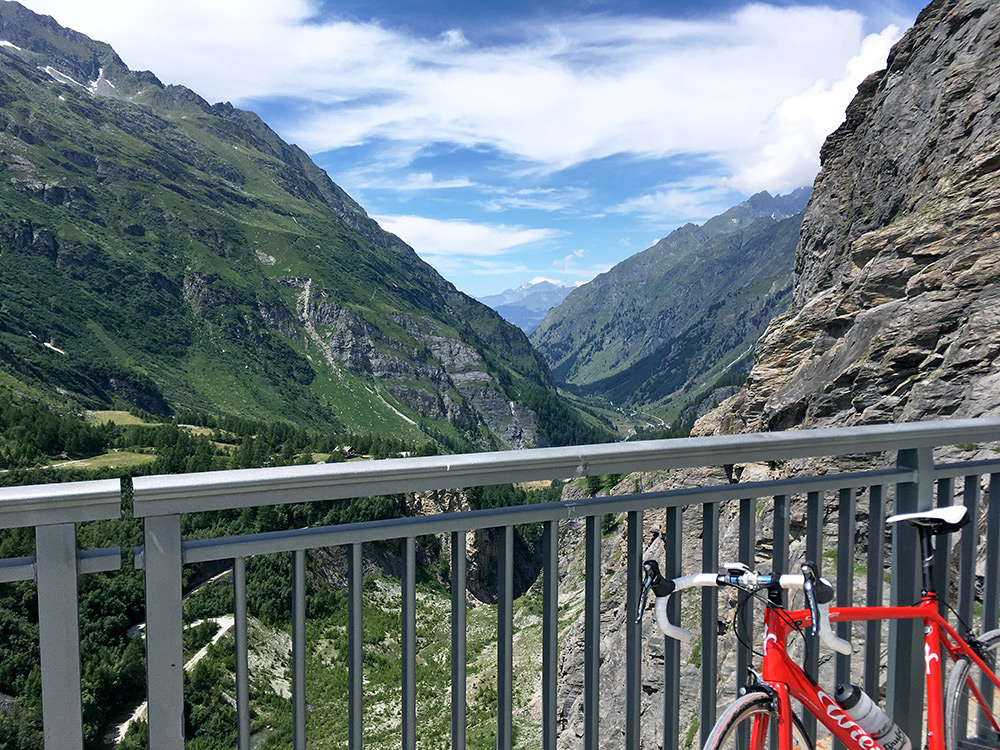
<box><xmin>702</xmin><ymin>0</ymin><xmax>1000</xmax><ymax>435</ymax></box>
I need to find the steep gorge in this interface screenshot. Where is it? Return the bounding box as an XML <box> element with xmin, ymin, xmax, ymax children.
<box><xmin>531</xmin><ymin>190</ymin><xmax>810</xmax><ymax>425</ymax></box>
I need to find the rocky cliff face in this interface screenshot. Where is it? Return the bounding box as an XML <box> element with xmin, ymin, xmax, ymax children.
<box><xmin>553</xmin><ymin>1</ymin><xmax>1000</xmax><ymax>746</ymax></box>
<box><xmin>702</xmin><ymin>0</ymin><xmax>1000</xmax><ymax>435</ymax></box>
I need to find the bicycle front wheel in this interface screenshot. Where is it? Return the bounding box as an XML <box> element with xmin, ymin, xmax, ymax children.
<box><xmin>946</xmin><ymin>628</ymin><xmax>1000</xmax><ymax>750</ymax></box>
<box><xmin>705</xmin><ymin>692</ymin><xmax>813</xmax><ymax>750</ymax></box>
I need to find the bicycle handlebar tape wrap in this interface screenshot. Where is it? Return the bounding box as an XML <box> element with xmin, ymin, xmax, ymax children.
<box><xmin>654</xmin><ymin>594</ymin><xmax>692</xmax><ymax>643</ymax></box>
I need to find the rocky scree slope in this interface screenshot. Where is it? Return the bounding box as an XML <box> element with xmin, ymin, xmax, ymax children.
<box><xmin>0</xmin><ymin>1</ymin><xmax>605</xmax><ymax>448</ymax></box>
<box><xmin>551</xmin><ymin>1</ymin><xmax>1000</xmax><ymax>747</ymax></box>
<box><xmin>531</xmin><ymin>189</ymin><xmax>809</xmax><ymax>421</ymax></box>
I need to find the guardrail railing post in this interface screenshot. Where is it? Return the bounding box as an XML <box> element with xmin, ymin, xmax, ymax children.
<box><xmin>888</xmin><ymin>447</ymin><xmax>933</xmax><ymax>743</ymax></box>
<box><xmin>349</xmin><ymin>543</ymin><xmax>364</xmax><ymax>750</ymax></box>
<box><xmin>542</xmin><ymin>521</ymin><xmax>558</xmax><ymax>750</ymax></box>
<box><xmin>700</xmin><ymin>501</ymin><xmax>719</xmax><ymax>746</ymax></box>
<box><xmin>234</xmin><ymin>556</ymin><xmax>251</xmax><ymax>750</ymax></box>
<box><xmin>736</xmin><ymin>498</ymin><xmax>755</xmax><ymax>694</ymax></box>
<box><xmin>864</xmin><ymin>485</ymin><xmax>886</xmax><ymax>699</ymax></box>
<box><xmin>402</xmin><ymin>537</ymin><xmax>417</xmax><ymax>750</ymax></box>
<box><xmin>34</xmin><ymin>522</ymin><xmax>84</xmax><ymax>750</ymax></box>
<box><xmin>835</xmin><ymin>488</ymin><xmax>855</xmax><ymax>688</ymax></box>
<box><xmin>663</xmin><ymin>506</ymin><xmax>682</xmax><ymax>750</ymax></box>
<box><xmin>499</xmin><ymin>525</ymin><xmax>516</xmax><ymax>750</ymax></box>
<box><xmin>292</xmin><ymin>549</ymin><xmax>307</xmax><ymax>750</ymax></box>
<box><xmin>584</xmin><ymin>515</ymin><xmax>601</xmax><ymax>749</ymax></box>
<box><xmin>450</xmin><ymin>533</ymin><xmax>467</xmax><ymax>750</ymax></box>
<box><xmin>984</xmin><ymin>472</ymin><xmax>1000</xmax><ymax>633</ymax></box>
<box><xmin>800</xmin><ymin>491</ymin><xmax>823</xmax><ymax>736</ymax></box>
<box><xmin>625</xmin><ymin>510</ymin><xmax>642</xmax><ymax>750</ymax></box>
<box><xmin>143</xmin><ymin>514</ymin><xmax>185</xmax><ymax>750</ymax></box>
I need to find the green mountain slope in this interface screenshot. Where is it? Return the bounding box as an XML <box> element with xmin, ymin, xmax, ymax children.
<box><xmin>0</xmin><ymin>1</ymin><xmax>609</xmax><ymax>449</ymax></box>
<box><xmin>531</xmin><ymin>190</ymin><xmax>809</xmax><ymax>425</ymax></box>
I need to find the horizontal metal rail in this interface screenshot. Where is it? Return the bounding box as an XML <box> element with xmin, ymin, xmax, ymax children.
<box><xmin>130</xmin><ymin>418</ymin><xmax>1000</xmax><ymax>516</ymax></box>
<box><xmin>932</xmin><ymin>458</ymin><xmax>1000</xmax><ymax>479</ymax></box>
<box><xmin>135</xmin><ymin>467</ymin><xmax>917</xmax><ymax>566</ymax></box>
<box><xmin>0</xmin><ymin>477</ymin><xmax>122</xmax><ymax>526</ymax></box>
<box><xmin>0</xmin><ymin>546</ymin><xmax>122</xmax><ymax>583</ymax></box>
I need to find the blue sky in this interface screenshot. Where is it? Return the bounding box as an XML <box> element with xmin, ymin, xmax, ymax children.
<box><xmin>21</xmin><ymin>0</ymin><xmax>927</xmax><ymax>297</ymax></box>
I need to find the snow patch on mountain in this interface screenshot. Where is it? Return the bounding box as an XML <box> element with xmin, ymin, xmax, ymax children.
<box><xmin>40</xmin><ymin>65</ymin><xmax>84</xmax><ymax>87</ymax></box>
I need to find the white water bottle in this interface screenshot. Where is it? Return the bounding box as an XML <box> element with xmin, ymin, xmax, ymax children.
<box><xmin>835</xmin><ymin>684</ymin><xmax>912</xmax><ymax>750</ymax></box>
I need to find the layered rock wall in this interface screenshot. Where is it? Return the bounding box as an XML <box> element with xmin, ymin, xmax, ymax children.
<box><xmin>705</xmin><ymin>0</ymin><xmax>1000</xmax><ymax>434</ymax></box>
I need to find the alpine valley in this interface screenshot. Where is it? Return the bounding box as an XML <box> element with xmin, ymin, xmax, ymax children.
<box><xmin>531</xmin><ymin>188</ymin><xmax>811</xmax><ymax>432</ymax></box>
<box><xmin>3</xmin><ymin>1</ymin><xmax>1000</xmax><ymax>749</ymax></box>
<box><xmin>0</xmin><ymin>0</ymin><xmax>610</xmax><ymax>453</ymax></box>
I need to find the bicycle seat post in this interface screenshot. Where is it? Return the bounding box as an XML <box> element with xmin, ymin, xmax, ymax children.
<box><xmin>887</xmin><ymin>506</ymin><xmax>969</xmax><ymax>597</ymax></box>
<box><xmin>919</xmin><ymin>525</ymin><xmax>935</xmax><ymax>596</ymax></box>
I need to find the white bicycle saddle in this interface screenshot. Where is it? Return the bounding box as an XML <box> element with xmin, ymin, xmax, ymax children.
<box><xmin>886</xmin><ymin>505</ymin><xmax>968</xmax><ymax>533</ymax></box>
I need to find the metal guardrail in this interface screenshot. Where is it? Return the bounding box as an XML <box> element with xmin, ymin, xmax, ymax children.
<box><xmin>2</xmin><ymin>417</ymin><xmax>1000</xmax><ymax>749</ymax></box>
<box><xmin>0</xmin><ymin>478</ymin><xmax>122</xmax><ymax>750</ymax></box>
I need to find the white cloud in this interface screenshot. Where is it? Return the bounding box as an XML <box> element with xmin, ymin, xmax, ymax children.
<box><xmin>726</xmin><ymin>23</ymin><xmax>902</xmax><ymax>192</ymax></box>
<box><xmin>357</xmin><ymin>172</ymin><xmax>475</xmax><ymax>191</ymax></box>
<box><xmin>613</xmin><ymin>178</ymin><xmax>742</xmax><ymax>226</ymax></box>
<box><xmin>283</xmin><ymin>5</ymin><xmax>875</xmax><ymax>172</ymax></box>
<box><xmin>426</xmin><ymin>257</ymin><xmax>531</xmax><ymax>279</ymax></box>
<box><xmin>373</xmin><ymin>214</ymin><xmax>559</xmax><ymax>258</ymax></box>
<box><xmin>478</xmin><ymin>186</ymin><xmax>591</xmax><ymax>213</ymax></box>
<box><xmin>20</xmin><ymin>0</ymin><xmax>897</xmax><ymax>186</ymax></box>
<box><xmin>549</xmin><ymin>248</ymin><xmax>611</xmax><ymax>283</ymax></box>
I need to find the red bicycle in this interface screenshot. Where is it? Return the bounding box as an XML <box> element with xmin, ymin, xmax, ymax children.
<box><xmin>639</xmin><ymin>505</ymin><xmax>1000</xmax><ymax>750</ymax></box>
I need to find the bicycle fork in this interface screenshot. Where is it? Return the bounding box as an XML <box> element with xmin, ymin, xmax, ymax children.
<box><xmin>742</xmin><ymin>670</ymin><xmax>796</xmax><ymax>750</ymax></box>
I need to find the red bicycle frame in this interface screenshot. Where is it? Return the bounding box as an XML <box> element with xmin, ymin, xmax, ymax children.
<box><xmin>755</xmin><ymin>592</ymin><xmax>1000</xmax><ymax>750</ymax></box>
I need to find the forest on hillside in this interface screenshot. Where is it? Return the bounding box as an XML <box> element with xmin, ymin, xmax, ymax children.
<box><xmin>0</xmin><ymin>391</ymin><xmax>582</xmax><ymax>749</ymax></box>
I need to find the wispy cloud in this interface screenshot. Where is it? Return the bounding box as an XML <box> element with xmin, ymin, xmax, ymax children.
<box><xmin>612</xmin><ymin>177</ymin><xmax>742</xmax><ymax>227</ymax></box>
<box><xmin>423</xmin><ymin>257</ymin><xmax>534</xmax><ymax>281</ymax></box>
<box><xmin>477</xmin><ymin>186</ymin><xmax>591</xmax><ymax>213</ymax></box>
<box><xmin>354</xmin><ymin>171</ymin><xmax>475</xmax><ymax>191</ymax></box>
<box><xmin>372</xmin><ymin>214</ymin><xmax>559</xmax><ymax>258</ymax></box>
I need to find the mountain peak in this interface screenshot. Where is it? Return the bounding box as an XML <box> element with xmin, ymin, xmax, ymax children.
<box><xmin>478</xmin><ymin>280</ymin><xmax>574</xmax><ymax>334</ymax></box>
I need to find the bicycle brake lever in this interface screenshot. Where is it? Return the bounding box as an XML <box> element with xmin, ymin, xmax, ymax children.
<box><xmin>801</xmin><ymin>561</ymin><xmax>851</xmax><ymax>655</ymax></box>
<box><xmin>636</xmin><ymin>560</ymin><xmax>661</xmax><ymax>624</ymax></box>
<box><xmin>801</xmin><ymin>562</ymin><xmax>822</xmax><ymax>637</ymax></box>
